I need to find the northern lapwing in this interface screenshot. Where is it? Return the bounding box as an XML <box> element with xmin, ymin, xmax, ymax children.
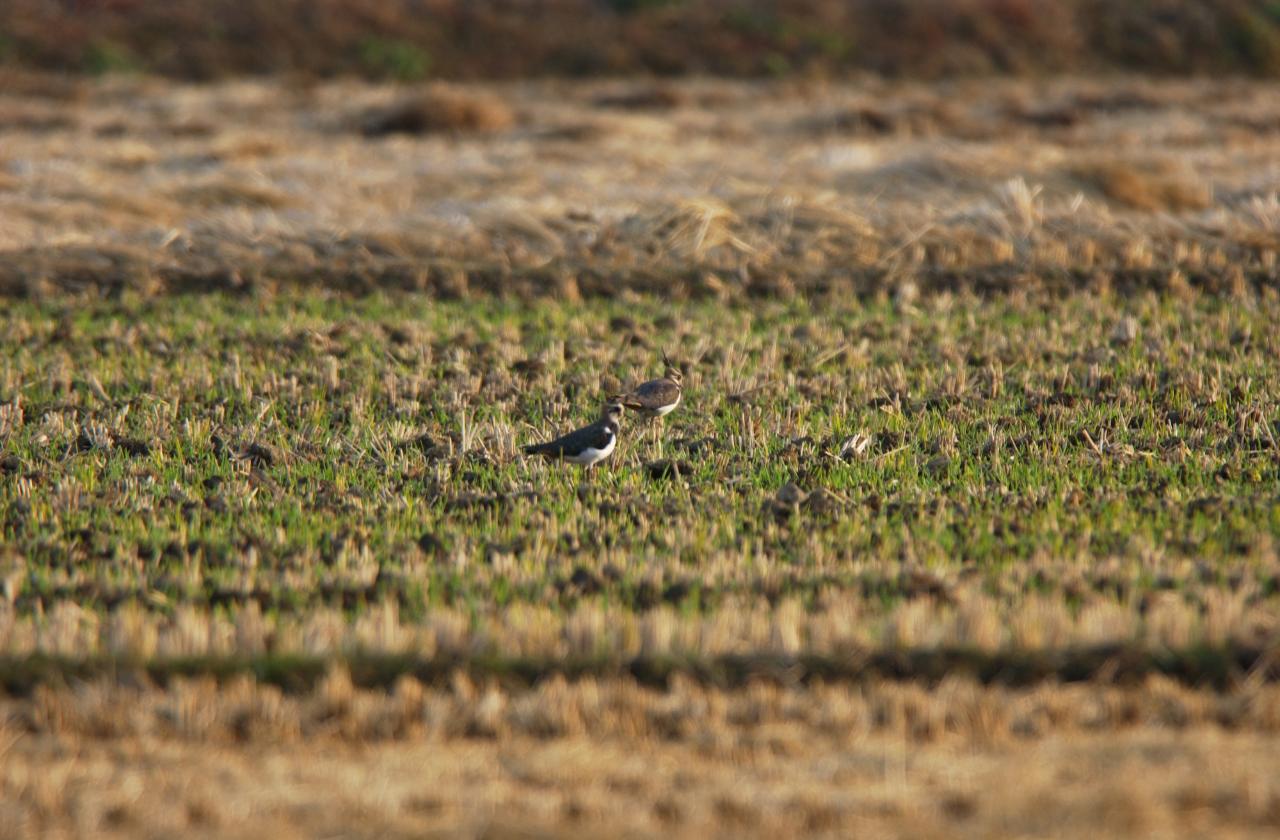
<box><xmin>522</xmin><ymin>401</ymin><xmax>623</xmax><ymax>469</ymax></box>
<box><xmin>611</xmin><ymin>351</ymin><xmax>683</xmax><ymax>449</ymax></box>
<box><xmin>612</xmin><ymin>350</ymin><xmax>683</xmax><ymax>420</ymax></box>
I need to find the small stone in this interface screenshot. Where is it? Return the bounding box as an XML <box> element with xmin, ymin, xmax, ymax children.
<box><xmin>644</xmin><ymin>459</ymin><xmax>692</xmax><ymax>480</ymax></box>
<box><xmin>417</xmin><ymin>532</ymin><xmax>447</xmax><ymax>557</ymax></box>
<box><xmin>775</xmin><ymin>482</ymin><xmax>808</xmax><ymax>506</ymax></box>
<box><xmin>242</xmin><ymin>442</ymin><xmax>277</xmax><ymax>467</ymax></box>
<box><xmin>803</xmin><ymin>487</ymin><xmax>844</xmax><ymax>515</ymax></box>
<box><xmin>568</xmin><ymin>566</ymin><xmax>603</xmax><ymax>595</ymax></box>
<box><xmin>924</xmin><ymin>455</ymin><xmax>952</xmax><ymax>476</ymax></box>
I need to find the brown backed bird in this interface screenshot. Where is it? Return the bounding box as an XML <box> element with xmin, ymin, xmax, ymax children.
<box><xmin>612</xmin><ymin>351</ymin><xmax>683</xmax><ymax>421</ymax></box>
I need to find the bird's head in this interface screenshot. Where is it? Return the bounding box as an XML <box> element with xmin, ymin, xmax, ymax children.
<box><xmin>661</xmin><ymin>350</ymin><xmax>683</xmax><ymax>385</ymax></box>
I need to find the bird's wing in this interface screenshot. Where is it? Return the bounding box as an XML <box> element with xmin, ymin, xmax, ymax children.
<box><xmin>629</xmin><ymin>378</ymin><xmax>680</xmax><ymax>408</ymax></box>
<box><xmin>540</xmin><ymin>421</ymin><xmax>613</xmax><ymax>454</ymax></box>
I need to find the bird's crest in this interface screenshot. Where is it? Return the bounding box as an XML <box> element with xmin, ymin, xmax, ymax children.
<box><xmin>662</xmin><ymin>349</ymin><xmax>682</xmax><ymax>383</ymax></box>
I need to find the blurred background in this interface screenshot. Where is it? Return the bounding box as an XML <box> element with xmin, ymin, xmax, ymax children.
<box><xmin>4</xmin><ymin>0</ymin><xmax>1280</xmax><ymax>302</ymax></box>
<box><xmin>3</xmin><ymin>0</ymin><xmax>1280</xmax><ymax>80</ymax></box>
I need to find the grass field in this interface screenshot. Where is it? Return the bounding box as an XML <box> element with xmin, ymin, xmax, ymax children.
<box><xmin>2</xmin><ymin>73</ymin><xmax>1280</xmax><ymax>837</ymax></box>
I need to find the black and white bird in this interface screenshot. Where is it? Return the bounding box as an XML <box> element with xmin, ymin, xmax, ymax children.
<box><xmin>522</xmin><ymin>402</ymin><xmax>623</xmax><ymax>468</ymax></box>
<box><xmin>612</xmin><ymin>351</ymin><xmax>683</xmax><ymax>420</ymax></box>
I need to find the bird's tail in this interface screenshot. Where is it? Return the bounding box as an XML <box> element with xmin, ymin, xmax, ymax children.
<box><xmin>608</xmin><ymin>393</ymin><xmax>639</xmax><ymax>410</ymax></box>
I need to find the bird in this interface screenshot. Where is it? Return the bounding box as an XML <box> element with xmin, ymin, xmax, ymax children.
<box><xmin>522</xmin><ymin>401</ymin><xmax>623</xmax><ymax>469</ymax></box>
<box><xmin>611</xmin><ymin>350</ymin><xmax>683</xmax><ymax>421</ymax></box>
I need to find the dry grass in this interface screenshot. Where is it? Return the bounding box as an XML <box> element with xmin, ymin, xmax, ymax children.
<box><xmin>360</xmin><ymin>87</ymin><xmax>516</xmax><ymax>137</ymax></box>
<box><xmin>1</xmin><ymin>76</ymin><xmax>1278</xmax><ymax>300</ymax></box>
<box><xmin>4</xmin><ymin>676</ymin><xmax>1280</xmax><ymax>838</ymax></box>
<box><xmin>14</xmin><ymin>670</ymin><xmax>1280</xmax><ymax>745</ymax></box>
<box><xmin>2</xmin><ymin>591</ymin><xmax>1279</xmax><ymax>680</ymax></box>
<box><xmin>1074</xmin><ymin>159</ymin><xmax>1214</xmax><ymax>212</ymax></box>
<box><xmin>167</xmin><ymin>179</ymin><xmax>295</xmax><ymax>211</ymax></box>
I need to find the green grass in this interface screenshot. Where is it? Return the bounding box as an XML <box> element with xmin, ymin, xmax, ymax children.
<box><xmin>1</xmin><ymin>289</ymin><xmax>1278</xmax><ymax>669</ymax></box>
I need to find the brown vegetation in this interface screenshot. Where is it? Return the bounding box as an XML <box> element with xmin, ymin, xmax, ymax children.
<box><xmin>361</xmin><ymin>87</ymin><xmax>516</xmax><ymax>137</ymax></box>
<box><xmin>4</xmin><ymin>675</ymin><xmax>1280</xmax><ymax>837</ymax></box>
<box><xmin>3</xmin><ymin>1</ymin><xmax>1280</xmax><ymax>80</ymax></box>
<box><xmin>1</xmin><ymin>76</ymin><xmax>1279</xmax><ymax>301</ymax></box>
<box><xmin>15</xmin><ymin>670</ymin><xmax>1280</xmax><ymax>745</ymax></box>
<box><xmin>1074</xmin><ymin>160</ymin><xmax>1214</xmax><ymax>212</ymax></box>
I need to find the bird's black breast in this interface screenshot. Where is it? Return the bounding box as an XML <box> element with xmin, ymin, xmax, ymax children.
<box><xmin>583</xmin><ymin>423</ymin><xmax>615</xmax><ymax>450</ymax></box>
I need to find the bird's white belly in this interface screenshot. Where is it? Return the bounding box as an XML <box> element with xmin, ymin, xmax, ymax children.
<box><xmin>651</xmin><ymin>393</ymin><xmax>680</xmax><ymax>417</ymax></box>
<box><xmin>566</xmin><ymin>434</ymin><xmax>615</xmax><ymax>465</ymax></box>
